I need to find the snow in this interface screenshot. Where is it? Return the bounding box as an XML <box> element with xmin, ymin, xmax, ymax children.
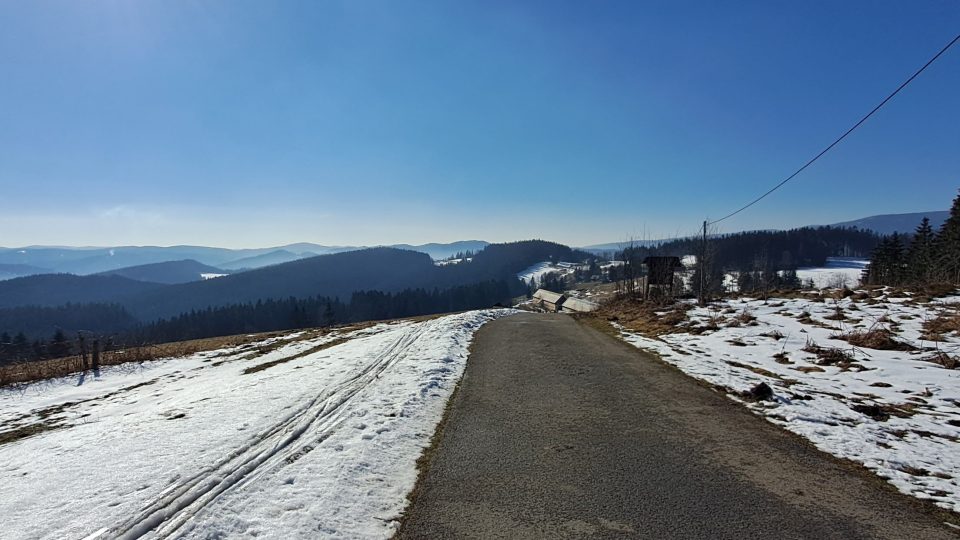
<box><xmin>516</xmin><ymin>261</ymin><xmax>555</xmax><ymax>284</ymax></box>
<box><xmin>433</xmin><ymin>258</ymin><xmax>471</xmax><ymax>267</ymax></box>
<box><xmin>796</xmin><ymin>257</ymin><xmax>868</xmax><ymax>289</ymax></box>
<box><xmin>200</xmin><ymin>273</ymin><xmax>228</xmax><ymax>280</ymax></box>
<box><xmin>617</xmin><ymin>293</ymin><xmax>960</xmax><ymax>512</ymax></box>
<box><xmin>0</xmin><ymin>309</ymin><xmax>515</xmax><ymax>539</ymax></box>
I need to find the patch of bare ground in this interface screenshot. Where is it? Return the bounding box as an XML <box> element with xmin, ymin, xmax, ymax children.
<box><xmin>242</xmin><ymin>336</ymin><xmax>356</xmax><ymax>375</ymax></box>
<box><xmin>802</xmin><ymin>341</ymin><xmax>859</xmax><ymax>369</ymax></box>
<box><xmin>923</xmin><ymin>306</ymin><xmax>960</xmax><ymax>342</ymax></box>
<box><xmin>832</xmin><ymin>328</ymin><xmax>916</xmax><ymax>352</ymax></box>
<box><xmin>773</xmin><ymin>352</ymin><xmax>792</xmax><ymax>364</ymax></box>
<box><xmin>850</xmin><ymin>403</ymin><xmax>918</xmax><ymax>422</ymax></box>
<box><xmin>596</xmin><ymin>297</ymin><xmax>691</xmax><ymax>336</ymax></box>
<box><xmin>724</xmin><ymin>360</ymin><xmax>781</xmax><ymax>380</ymax></box>
<box><xmin>0</xmin><ymin>422</ymin><xmax>65</xmax><ymax>446</ymax></box>
<box><xmin>923</xmin><ymin>351</ymin><xmax>959</xmax><ymax>370</ymax></box>
<box><xmin>913</xmin><ymin>283</ymin><xmax>960</xmax><ymax>303</ymax></box>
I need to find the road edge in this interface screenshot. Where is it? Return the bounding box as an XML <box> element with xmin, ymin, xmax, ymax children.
<box><xmin>573</xmin><ymin>312</ymin><xmax>960</xmax><ymax>530</ymax></box>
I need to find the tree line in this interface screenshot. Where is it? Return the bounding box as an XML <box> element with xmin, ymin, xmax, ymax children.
<box><xmin>862</xmin><ymin>192</ymin><xmax>960</xmax><ymax>287</ymax></box>
<box><xmin>608</xmin><ymin>226</ymin><xmax>879</xmax><ymax>299</ymax></box>
<box><xmin>618</xmin><ymin>226</ymin><xmax>878</xmax><ymax>275</ymax></box>
<box><xmin>0</xmin><ymin>279</ymin><xmax>516</xmax><ymax>365</ymax></box>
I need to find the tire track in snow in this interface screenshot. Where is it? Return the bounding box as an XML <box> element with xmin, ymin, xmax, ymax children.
<box><xmin>105</xmin><ymin>321</ymin><xmax>431</xmax><ymax>540</ymax></box>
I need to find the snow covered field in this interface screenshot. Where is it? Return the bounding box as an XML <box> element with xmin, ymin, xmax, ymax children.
<box><xmin>516</xmin><ymin>261</ymin><xmax>587</xmax><ymax>285</ymax></box>
<box><xmin>796</xmin><ymin>257</ymin><xmax>868</xmax><ymax>289</ymax></box>
<box><xmin>0</xmin><ymin>309</ymin><xmax>513</xmax><ymax>539</ymax></box>
<box><xmin>516</xmin><ymin>261</ymin><xmax>557</xmax><ymax>284</ymax></box>
<box><xmin>618</xmin><ymin>292</ymin><xmax>960</xmax><ymax>512</ymax></box>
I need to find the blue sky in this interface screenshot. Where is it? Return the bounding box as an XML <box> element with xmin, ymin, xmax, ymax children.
<box><xmin>1</xmin><ymin>1</ymin><xmax>958</xmax><ymax>248</ymax></box>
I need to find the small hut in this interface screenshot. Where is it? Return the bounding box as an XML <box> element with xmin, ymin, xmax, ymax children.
<box><xmin>532</xmin><ymin>289</ymin><xmax>566</xmax><ymax>312</ymax></box>
<box><xmin>560</xmin><ymin>297</ymin><xmax>599</xmax><ymax>313</ymax></box>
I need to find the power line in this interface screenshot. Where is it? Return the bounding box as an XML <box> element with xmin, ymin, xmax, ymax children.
<box><xmin>709</xmin><ymin>32</ymin><xmax>960</xmax><ymax>226</ymax></box>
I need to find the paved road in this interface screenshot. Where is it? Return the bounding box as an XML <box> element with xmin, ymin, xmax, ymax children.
<box><xmin>398</xmin><ymin>312</ymin><xmax>958</xmax><ymax>539</ymax></box>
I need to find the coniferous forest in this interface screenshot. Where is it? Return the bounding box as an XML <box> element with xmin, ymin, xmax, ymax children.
<box><xmin>862</xmin><ymin>191</ymin><xmax>960</xmax><ymax>287</ymax></box>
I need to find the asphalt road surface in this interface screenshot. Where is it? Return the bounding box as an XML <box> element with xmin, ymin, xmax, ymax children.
<box><xmin>397</xmin><ymin>312</ymin><xmax>958</xmax><ymax>539</ymax></box>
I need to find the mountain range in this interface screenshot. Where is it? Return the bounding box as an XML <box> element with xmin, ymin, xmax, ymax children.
<box><xmin>0</xmin><ymin>240</ymin><xmax>490</xmax><ymax>279</ymax></box>
<box><xmin>0</xmin><ymin>210</ymin><xmax>947</xmax><ymax>282</ymax></box>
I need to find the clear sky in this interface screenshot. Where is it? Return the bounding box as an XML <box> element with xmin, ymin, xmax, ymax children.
<box><xmin>1</xmin><ymin>1</ymin><xmax>958</xmax><ymax>248</ymax></box>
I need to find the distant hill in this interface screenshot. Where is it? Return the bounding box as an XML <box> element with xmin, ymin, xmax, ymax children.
<box><xmin>0</xmin><ymin>264</ymin><xmax>51</xmax><ymax>281</ymax></box>
<box><xmin>219</xmin><ymin>250</ymin><xmax>308</xmax><ymax>270</ymax></box>
<box><xmin>0</xmin><ymin>274</ymin><xmax>164</xmax><ymax>309</ymax></box>
<box><xmin>0</xmin><ymin>240</ymin><xmax>492</xmax><ymax>277</ymax></box>
<box><xmin>95</xmin><ymin>259</ymin><xmax>229</xmax><ymax>284</ymax></box>
<box><xmin>579</xmin><ymin>239</ymin><xmax>671</xmax><ymax>254</ymax></box>
<box><xmin>829</xmin><ymin>211</ymin><xmax>948</xmax><ymax>236</ymax></box>
<box><xmin>123</xmin><ymin>248</ymin><xmax>447</xmax><ymax>321</ymax></box>
<box><xmin>390</xmin><ymin>240</ymin><xmax>489</xmax><ymax>260</ymax></box>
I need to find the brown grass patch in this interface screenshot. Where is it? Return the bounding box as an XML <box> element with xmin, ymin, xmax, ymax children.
<box><xmin>792</xmin><ymin>366</ymin><xmax>826</xmax><ymax>373</ymax></box>
<box><xmin>0</xmin><ymin>422</ymin><xmax>65</xmax><ymax>446</ymax></box>
<box><xmin>922</xmin><ymin>308</ymin><xmax>960</xmax><ymax>341</ymax></box>
<box><xmin>851</xmin><ymin>403</ymin><xmax>917</xmax><ymax>422</ymax></box>
<box><xmin>725</xmin><ymin>360</ymin><xmax>779</xmax><ymax>379</ymax></box>
<box><xmin>597</xmin><ymin>297</ymin><xmax>692</xmax><ymax>336</ymax></box>
<box><xmin>833</xmin><ymin>329</ymin><xmax>915</xmax><ymax>351</ymax></box>
<box><xmin>922</xmin><ymin>351</ymin><xmax>959</xmax><ymax>370</ymax></box>
<box><xmin>0</xmin><ymin>330</ymin><xmax>292</xmax><ymax>388</ymax></box>
<box><xmin>802</xmin><ymin>342</ymin><xmax>856</xmax><ymax>367</ymax></box>
<box><xmin>242</xmin><ymin>336</ymin><xmax>354</xmax><ymax>375</ymax></box>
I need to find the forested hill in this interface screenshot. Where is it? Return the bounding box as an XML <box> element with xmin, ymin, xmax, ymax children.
<box><xmin>125</xmin><ymin>247</ymin><xmax>437</xmax><ymax>321</ymax></box>
<box><xmin>0</xmin><ymin>240</ymin><xmax>592</xmax><ymax>327</ymax></box>
<box><xmin>95</xmin><ymin>259</ymin><xmax>228</xmax><ymax>284</ymax></box>
<box><xmin>0</xmin><ymin>274</ymin><xmax>164</xmax><ymax>309</ymax></box>
<box><xmin>127</xmin><ymin>241</ymin><xmax>590</xmax><ymax>320</ymax></box>
<box><xmin>622</xmin><ymin>227</ymin><xmax>880</xmax><ymax>272</ymax></box>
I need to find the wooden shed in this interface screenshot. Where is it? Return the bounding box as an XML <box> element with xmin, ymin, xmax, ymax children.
<box><xmin>642</xmin><ymin>256</ymin><xmax>684</xmax><ymax>299</ymax></box>
<box><xmin>532</xmin><ymin>289</ymin><xmax>566</xmax><ymax>312</ymax></box>
<box><xmin>560</xmin><ymin>297</ymin><xmax>599</xmax><ymax>313</ymax></box>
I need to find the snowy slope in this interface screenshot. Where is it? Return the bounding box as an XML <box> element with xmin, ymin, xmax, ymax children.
<box><xmin>516</xmin><ymin>261</ymin><xmax>555</xmax><ymax>284</ymax></box>
<box><xmin>516</xmin><ymin>261</ymin><xmax>586</xmax><ymax>285</ymax></box>
<box><xmin>0</xmin><ymin>309</ymin><xmax>514</xmax><ymax>539</ymax></box>
<box><xmin>617</xmin><ymin>294</ymin><xmax>960</xmax><ymax>513</ymax></box>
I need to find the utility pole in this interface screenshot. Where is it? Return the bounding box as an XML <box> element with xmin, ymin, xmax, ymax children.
<box><xmin>698</xmin><ymin>220</ymin><xmax>707</xmax><ymax>306</ymax></box>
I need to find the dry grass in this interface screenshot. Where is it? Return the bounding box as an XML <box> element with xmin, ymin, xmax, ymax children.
<box><xmin>923</xmin><ymin>351</ymin><xmax>959</xmax><ymax>370</ymax></box>
<box><xmin>922</xmin><ymin>307</ymin><xmax>960</xmax><ymax>341</ymax></box>
<box><xmin>242</xmin><ymin>336</ymin><xmax>354</xmax><ymax>375</ymax></box>
<box><xmin>773</xmin><ymin>352</ymin><xmax>792</xmax><ymax>364</ymax></box>
<box><xmin>0</xmin><ymin>422</ymin><xmax>64</xmax><ymax>446</ymax></box>
<box><xmin>833</xmin><ymin>329</ymin><xmax>916</xmax><ymax>352</ymax></box>
<box><xmin>802</xmin><ymin>341</ymin><xmax>856</xmax><ymax>367</ymax></box>
<box><xmin>0</xmin><ymin>330</ymin><xmax>290</xmax><ymax>388</ymax></box>
<box><xmin>597</xmin><ymin>297</ymin><xmax>692</xmax><ymax>336</ymax></box>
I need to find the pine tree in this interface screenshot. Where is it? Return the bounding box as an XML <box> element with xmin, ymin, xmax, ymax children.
<box><xmin>322</xmin><ymin>302</ymin><xmax>335</xmax><ymax>327</ymax></box>
<box><xmin>864</xmin><ymin>237</ymin><xmax>891</xmax><ymax>285</ymax></box>
<box><xmin>936</xmin><ymin>191</ymin><xmax>960</xmax><ymax>284</ymax></box>
<box><xmin>906</xmin><ymin>217</ymin><xmax>936</xmax><ymax>286</ymax></box>
<box><xmin>887</xmin><ymin>233</ymin><xmax>906</xmax><ymax>286</ymax></box>
<box><xmin>49</xmin><ymin>329</ymin><xmax>71</xmax><ymax>358</ymax></box>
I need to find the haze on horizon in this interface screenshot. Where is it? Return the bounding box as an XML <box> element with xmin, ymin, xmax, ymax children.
<box><xmin>1</xmin><ymin>1</ymin><xmax>958</xmax><ymax>249</ymax></box>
